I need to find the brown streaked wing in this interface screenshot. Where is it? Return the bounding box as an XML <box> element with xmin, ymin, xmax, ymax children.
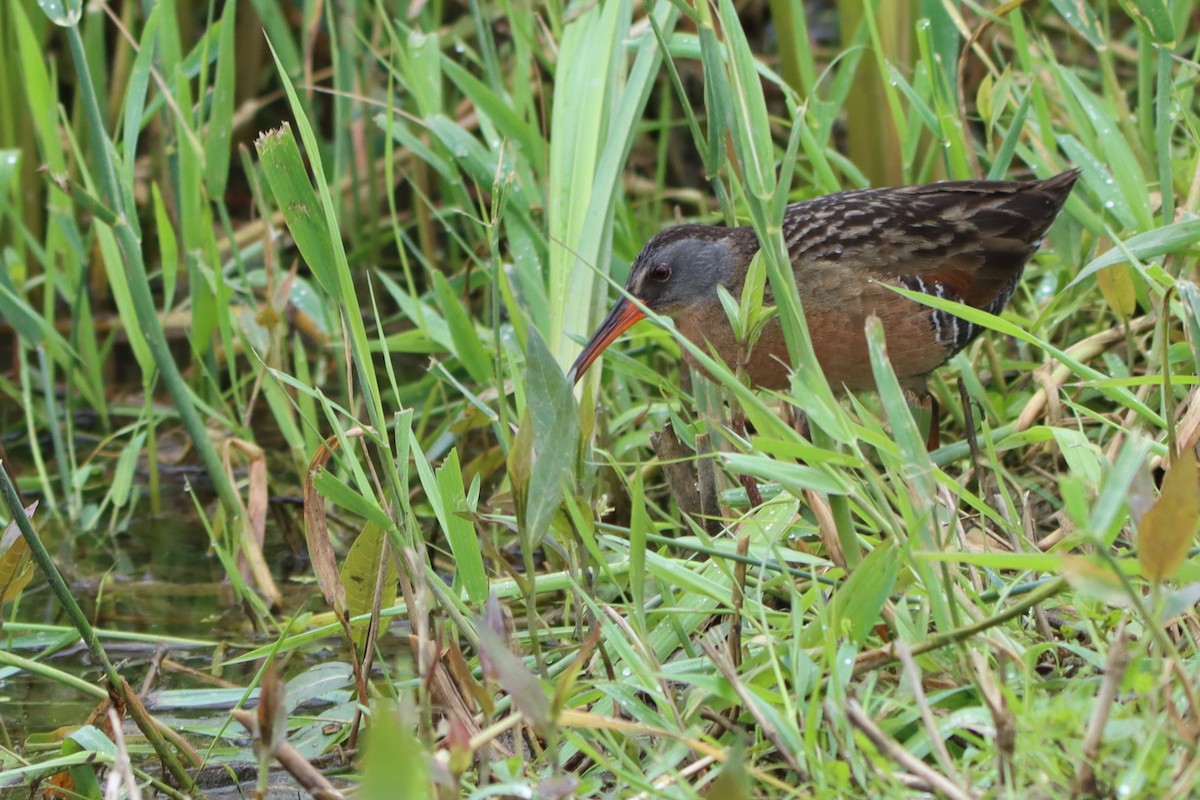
<box><xmin>781</xmin><ymin>171</ymin><xmax>1079</xmax><ymax>309</ymax></box>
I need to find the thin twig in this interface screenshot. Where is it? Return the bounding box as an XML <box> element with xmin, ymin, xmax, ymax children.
<box><xmin>700</xmin><ymin>639</ymin><xmax>807</xmax><ymax>778</ymax></box>
<box><xmin>853</xmin><ymin>578</ymin><xmax>1068</xmax><ymax>675</ymax></box>
<box><xmin>897</xmin><ymin>641</ymin><xmax>962</xmax><ymax>784</ymax></box>
<box><xmin>969</xmin><ymin>650</ymin><xmax>1016</xmax><ymax>786</ymax></box>
<box><xmin>1074</xmin><ymin>624</ymin><xmax>1132</xmax><ymax>797</ymax></box>
<box><xmin>844</xmin><ymin>697</ymin><xmax>977</xmax><ymax>800</ymax></box>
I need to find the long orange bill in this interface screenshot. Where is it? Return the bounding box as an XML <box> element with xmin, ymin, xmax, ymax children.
<box><xmin>567</xmin><ymin>297</ymin><xmax>646</xmax><ymax>384</ymax></box>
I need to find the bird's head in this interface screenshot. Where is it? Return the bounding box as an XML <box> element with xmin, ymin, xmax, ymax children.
<box><xmin>568</xmin><ymin>225</ymin><xmax>739</xmax><ymax>383</ymax></box>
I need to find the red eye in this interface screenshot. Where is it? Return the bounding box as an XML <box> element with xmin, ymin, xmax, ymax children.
<box><xmin>650</xmin><ymin>263</ymin><xmax>671</xmax><ymax>281</ymax></box>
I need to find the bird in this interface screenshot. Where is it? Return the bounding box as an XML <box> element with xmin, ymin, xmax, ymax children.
<box><xmin>568</xmin><ymin>169</ymin><xmax>1079</xmax><ymax>439</ymax></box>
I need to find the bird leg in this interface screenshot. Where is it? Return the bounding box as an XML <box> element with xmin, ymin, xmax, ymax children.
<box><xmin>783</xmin><ymin>402</ymin><xmax>811</xmax><ymax>440</ymax></box>
<box><xmin>651</xmin><ymin>422</ymin><xmax>722</xmax><ymax>537</ymax></box>
<box><xmin>729</xmin><ymin>406</ymin><xmax>763</xmax><ymax>507</ymax></box>
<box><xmin>920</xmin><ymin>391</ymin><xmax>940</xmax><ymax>451</ymax></box>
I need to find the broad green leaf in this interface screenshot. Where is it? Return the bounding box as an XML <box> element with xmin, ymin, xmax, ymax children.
<box><xmin>110</xmin><ymin>432</ymin><xmax>146</xmax><ymax>509</ymax></box>
<box><xmin>1057</xmin><ymin>134</ymin><xmax>1136</xmax><ymax>229</ymax></box>
<box><xmin>891</xmin><ymin>285</ymin><xmax>1161</xmax><ymax>428</ymax></box>
<box><xmin>0</xmin><ymin>150</ymin><xmax>19</xmax><ymax>214</ymax></box>
<box><xmin>426</xmin><ymin>114</ymin><xmax>503</xmax><ymax>192</ymax></box>
<box><xmin>401</xmin><ymin>29</ymin><xmax>443</xmax><ymax>117</ymax></box>
<box><xmin>547</xmin><ymin>0</ymin><xmax>625</xmax><ymax>360</ymax></box>
<box><xmin>435</xmin><ymin>449</ymin><xmax>489</xmax><ymax>606</ymax></box>
<box><xmin>430</xmin><ymin>270</ymin><xmax>491</xmax><ymax>384</ymax></box>
<box><xmin>361</xmin><ymin>703</ymin><xmax>431</xmax><ymax>800</ymax></box>
<box><xmin>831</xmin><ymin>541</ymin><xmax>898</xmax><ymax>647</ymax></box>
<box><xmin>0</xmin><ymin>277</ymin><xmax>61</xmax><ymax>351</ymax></box>
<box><xmin>204</xmin><ymin>2</ymin><xmax>237</xmax><ymax>195</ymax></box>
<box><xmin>1091</xmin><ymin>435</ymin><xmax>1155</xmax><ymax>543</ymax></box>
<box><xmin>1122</xmin><ymin>0</ymin><xmax>1175</xmax><ymax>44</ymax></box>
<box><xmin>1070</xmin><ymin>217</ymin><xmax>1200</xmax><ymax>287</ymax></box>
<box><xmin>551</xmin><ymin>0</ymin><xmax>678</xmax><ymax>364</ymax></box>
<box><xmin>285</xmin><ymin>662</ymin><xmax>354</xmax><ymax>714</ymax></box>
<box><xmin>35</xmin><ymin>0</ymin><xmax>82</xmax><ymax>27</ymax></box>
<box><xmin>865</xmin><ymin>315</ymin><xmax>931</xmax><ymax>474</ymax></box>
<box><xmin>697</xmin><ymin>26</ymin><xmax>730</xmax><ymax>183</ymax></box>
<box><xmin>311</xmin><ymin>471</ymin><xmax>393</xmax><ymax>531</ymax></box>
<box><xmin>721</xmin><ymin>453</ymin><xmax>847</xmax><ymax>496</ymax></box>
<box><xmin>255</xmin><ymin>125</ymin><xmax>339</xmax><ymax>295</ymax></box>
<box><xmin>643</xmin><ymin>550</ymin><xmax>733</xmax><ymax>607</ymax></box>
<box><xmin>63</xmin><ymin>725</ymin><xmax>116</xmax><ymax>757</ymax></box>
<box><xmin>263</xmin><ymin>42</ymin><xmax>388</xmax><ymax>438</ymax></box>
<box><xmin>442</xmin><ymin>58</ymin><xmax>544</xmax><ymax>175</ymax></box>
<box><xmin>122</xmin><ymin>7</ymin><xmax>158</xmax><ymax>186</ymax></box>
<box><xmin>62</xmin><ymin>727</ymin><xmax>109</xmax><ymax>800</ymax></box>
<box><xmin>515</xmin><ymin>328</ymin><xmax>579</xmax><ymax>548</ymax></box>
<box><xmin>1180</xmin><ymin>281</ymin><xmax>1200</xmax><ymax>377</ymax></box>
<box><xmin>151</xmin><ymin>183</ymin><xmax>179</xmax><ymax>307</ymax></box>
<box><xmin>717</xmin><ymin>0</ymin><xmax>774</xmax><ymax>200</ymax></box>
<box><xmin>14</xmin><ymin>3</ymin><xmax>68</xmax><ymax>176</ymax></box>
<box><xmin>1055</xmin><ymin>70</ymin><xmax>1151</xmax><ymax>229</ymax></box>
<box><xmin>1050</xmin><ymin>428</ymin><xmax>1104</xmax><ymax>494</ymax></box>
<box><xmin>1049</xmin><ymin>0</ymin><xmax>1106</xmax><ymax>46</ymax></box>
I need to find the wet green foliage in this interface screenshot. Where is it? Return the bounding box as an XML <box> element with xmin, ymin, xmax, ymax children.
<box><xmin>2</xmin><ymin>0</ymin><xmax>1200</xmax><ymax>797</ymax></box>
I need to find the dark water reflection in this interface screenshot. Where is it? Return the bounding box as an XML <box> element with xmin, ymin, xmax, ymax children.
<box><xmin>2</xmin><ymin>506</ymin><xmax>322</xmax><ymax>748</ymax></box>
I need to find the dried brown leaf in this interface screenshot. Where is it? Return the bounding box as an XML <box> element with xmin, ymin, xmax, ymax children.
<box><xmin>304</xmin><ymin>430</ymin><xmax>373</xmax><ymax>617</ymax></box>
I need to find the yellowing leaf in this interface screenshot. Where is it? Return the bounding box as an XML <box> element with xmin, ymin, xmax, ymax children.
<box><xmin>1139</xmin><ymin>449</ymin><xmax>1200</xmax><ymax>583</ymax></box>
<box><xmin>1</xmin><ymin>502</ymin><xmax>38</xmax><ymax>604</ymax></box>
<box><xmin>340</xmin><ymin>521</ymin><xmax>398</xmax><ymax>650</ymax></box>
<box><xmin>1096</xmin><ymin>263</ymin><xmax>1137</xmax><ymax>319</ymax></box>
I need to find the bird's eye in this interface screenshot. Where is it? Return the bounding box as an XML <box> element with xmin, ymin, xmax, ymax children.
<box><xmin>650</xmin><ymin>263</ymin><xmax>671</xmax><ymax>282</ymax></box>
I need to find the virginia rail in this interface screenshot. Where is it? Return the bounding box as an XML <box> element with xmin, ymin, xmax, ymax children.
<box><xmin>569</xmin><ymin>171</ymin><xmax>1079</xmax><ymax>416</ymax></box>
